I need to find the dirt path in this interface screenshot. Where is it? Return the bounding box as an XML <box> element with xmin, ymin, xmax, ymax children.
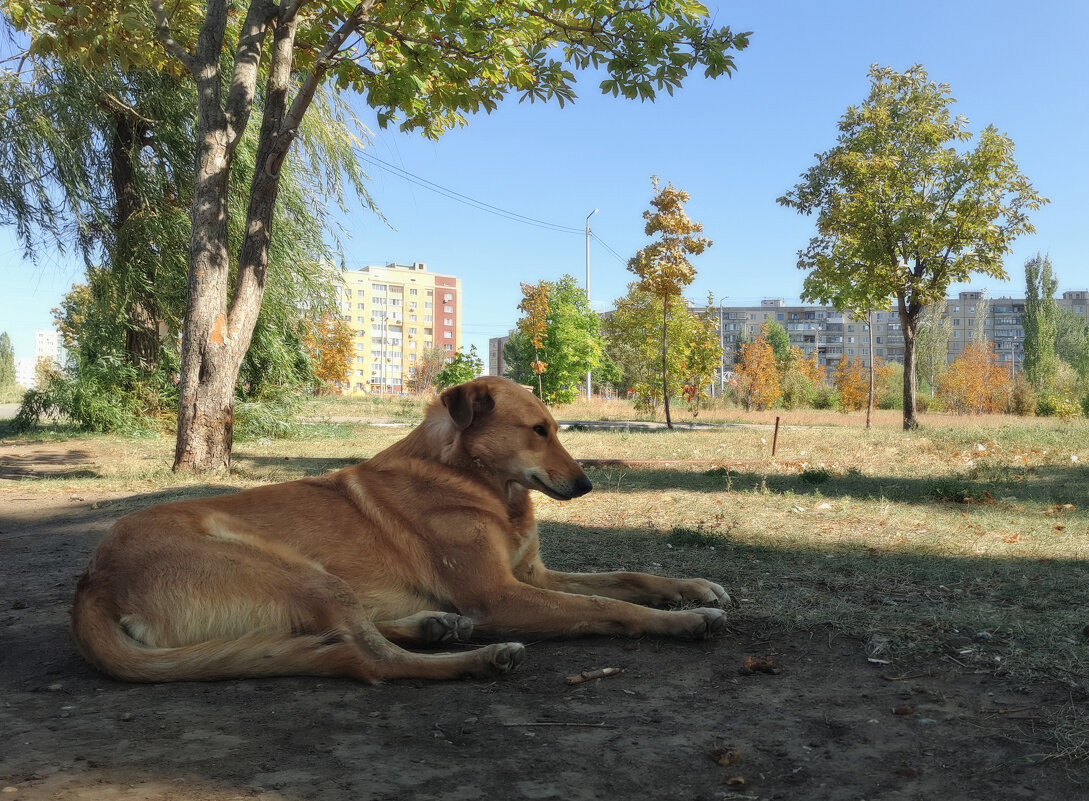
<box><xmin>1</xmin><ymin>485</ymin><xmax>1085</xmax><ymax>800</ymax></box>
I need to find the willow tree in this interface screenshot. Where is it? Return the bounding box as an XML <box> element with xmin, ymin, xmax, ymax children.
<box><xmin>778</xmin><ymin>64</ymin><xmax>1046</xmax><ymax>430</ymax></box>
<box><xmin>17</xmin><ymin>0</ymin><xmax>748</xmax><ymax>470</ymax></box>
<box><xmin>2</xmin><ymin>4</ymin><xmax>367</xmax><ymax>419</ymax></box>
<box><xmin>628</xmin><ymin>178</ymin><xmax>711</xmax><ymax>428</ymax></box>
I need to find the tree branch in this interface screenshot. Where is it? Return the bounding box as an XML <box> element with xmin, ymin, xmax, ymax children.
<box><xmin>148</xmin><ymin>0</ymin><xmax>197</xmax><ymax>73</ymax></box>
<box><xmin>273</xmin><ymin>0</ymin><xmax>377</xmax><ymax>175</ymax></box>
<box><xmin>223</xmin><ymin>0</ymin><xmax>278</xmax><ymax>144</ymax></box>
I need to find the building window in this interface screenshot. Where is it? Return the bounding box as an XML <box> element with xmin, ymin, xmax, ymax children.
<box><xmin>409</xmin><ymin>288</ymin><xmax>418</xmax><ymax>296</ymax></box>
<box><xmin>372</xmin><ymin>283</ymin><xmax>387</xmax><ymax>291</ymax></box>
<box><xmin>444</xmin><ymin>331</ymin><xmax>453</xmax><ymax>339</ymax></box>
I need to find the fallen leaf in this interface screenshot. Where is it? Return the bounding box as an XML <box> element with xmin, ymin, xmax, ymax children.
<box><xmin>893</xmin><ymin>706</ymin><xmax>915</xmax><ymax>716</ymax></box>
<box><xmin>739</xmin><ymin>656</ymin><xmax>779</xmax><ymax>675</ymax></box>
<box><xmin>1003</xmin><ymin>534</ymin><xmax>1022</xmax><ymax>544</ymax></box>
<box><xmin>725</xmin><ymin>776</ymin><xmax>746</xmax><ymax>786</ymax></box>
<box><xmin>709</xmin><ymin>747</ymin><xmax>741</xmax><ymax>766</ymax></box>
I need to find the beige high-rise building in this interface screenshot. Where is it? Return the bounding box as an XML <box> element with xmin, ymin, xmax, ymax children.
<box><xmin>339</xmin><ymin>262</ymin><xmax>461</xmax><ymax>394</ymax></box>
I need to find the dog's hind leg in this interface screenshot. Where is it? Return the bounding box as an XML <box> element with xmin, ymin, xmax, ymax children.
<box><xmin>374</xmin><ymin>611</ymin><xmax>474</xmax><ymax>646</ymax></box>
<box><xmin>310</xmin><ymin>622</ymin><xmax>522</xmax><ymax>682</ymax></box>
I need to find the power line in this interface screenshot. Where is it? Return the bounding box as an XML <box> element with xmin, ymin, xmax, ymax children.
<box><xmin>354</xmin><ymin>148</ymin><xmax>634</xmax><ymax>268</ymax></box>
<box><xmin>356</xmin><ymin>149</ymin><xmax>584</xmax><ymax>235</ymax></box>
<box><xmin>591</xmin><ymin>231</ymin><xmax>627</xmax><ymax>265</ymax></box>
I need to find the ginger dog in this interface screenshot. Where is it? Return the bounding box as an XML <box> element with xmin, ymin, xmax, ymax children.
<box><xmin>71</xmin><ymin>376</ymin><xmax>729</xmax><ymax>683</ymax></box>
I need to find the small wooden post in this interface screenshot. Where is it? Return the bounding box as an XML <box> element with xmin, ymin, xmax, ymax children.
<box><xmin>771</xmin><ymin>416</ymin><xmax>780</xmax><ymax>456</ymax></box>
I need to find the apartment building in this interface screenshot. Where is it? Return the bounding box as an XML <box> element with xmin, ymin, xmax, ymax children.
<box><xmin>339</xmin><ymin>262</ymin><xmax>461</xmax><ymax>394</ymax></box>
<box><xmin>35</xmin><ymin>328</ymin><xmax>66</xmax><ymax>368</ymax></box>
<box><xmin>488</xmin><ymin>330</ymin><xmax>515</xmax><ymax>377</ymax></box>
<box><xmin>696</xmin><ymin>289</ymin><xmax>1089</xmax><ymax>375</ymax></box>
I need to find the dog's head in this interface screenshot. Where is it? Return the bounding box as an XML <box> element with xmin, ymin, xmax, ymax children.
<box><xmin>440</xmin><ymin>377</ymin><xmax>592</xmax><ymax>500</ymax></box>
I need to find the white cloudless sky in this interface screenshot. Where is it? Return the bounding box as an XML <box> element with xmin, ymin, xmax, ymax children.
<box><xmin>2</xmin><ymin>0</ymin><xmax>1087</xmax><ymax>364</ymax></box>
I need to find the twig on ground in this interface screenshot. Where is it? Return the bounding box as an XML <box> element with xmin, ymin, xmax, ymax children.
<box><xmin>565</xmin><ymin>667</ymin><xmax>624</xmax><ymax>685</ymax></box>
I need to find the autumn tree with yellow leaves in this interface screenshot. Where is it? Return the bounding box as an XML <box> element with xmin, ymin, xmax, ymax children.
<box><xmin>734</xmin><ymin>335</ymin><xmax>780</xmax><ymax>411</ymax></box>
<box><xmin>628</xmin><ymin>177</ymin><xmax>711</xmax><ymax>428</ymax></box>
<box><xmin>304</xmin><ymin>314</ymin><xmax>354</xmax><ymax>395</ymax></box>
<box><xmin>833</xmin><ymin>357</ymin><xmax>868</xmax><ymax>413</ymax></box>
<box><xmin>517</xmin><ymin>281</ymin><xmax>551</xmax><ymax>399</ymax></box>
<box><xmin>938</xmin><ymin>342</ymin><xmax>1012</xmax><ymax>414</ymax></box>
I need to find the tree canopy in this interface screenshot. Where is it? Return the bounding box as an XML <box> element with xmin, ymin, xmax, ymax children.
<box><xmin>1023</xmin><ymin>253</ymin><xmax>1058</xmax><ymax>393</ymax></box>
<box><xmin>6</xmin><ymin>0</ymin><xmax>749</xmax><ymax>471</ymax></box>
<box><xmin>628</xmin><ymin>176</ymin><xmax>711</xmax><ymax>427</ymax></box>
<box><xmin>778</xmin><ymin>64</ymin><xmax>1046</xmax><ymax>429</ymax></box>
<box><xmin>509</xmin><ymin>275</ymin><xmax>604</xmax><ymax>405</ymax></box>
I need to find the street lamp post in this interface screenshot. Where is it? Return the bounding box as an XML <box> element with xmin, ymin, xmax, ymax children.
<box><xmin>585</xmin><ymin>208</ymin><xmax>598</xmax><ymax>401</ymax></box>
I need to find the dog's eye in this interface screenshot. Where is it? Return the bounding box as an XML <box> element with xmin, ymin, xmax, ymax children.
<box><xmin>533</xmin><ymin>425</ymin><xmax>548</xmax><ymax>438</ymax></box>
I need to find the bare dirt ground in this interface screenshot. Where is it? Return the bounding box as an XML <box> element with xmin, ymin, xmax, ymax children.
<box><xmin>2</xmin><ymin>453</ymin><xmax>1087</xmax><ymax>800</ymax></box>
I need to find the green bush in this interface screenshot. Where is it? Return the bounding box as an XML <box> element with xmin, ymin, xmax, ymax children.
<box><xmin>812</xmin><ymin>384</ymin><xmax>839</xmax><ymax>410</ymax></box>
<box><xmin>1010</xmin><ymin>377</ymin><xmax>1036</xmax><ymax>416</ymax></box>
<box><xmin>778</xmin><ymin>370</ymin><xmax>816</xmax><ymax>410</ymax></box>
<box><xmin>1036</xmin><ymin>394</ymin><xmax>1082</xmax><ymax>420</ymax></box>
<box><xmin>13</xmin><ymin>357</ymin><xmax>170</xmax><ymax>434</ymax></box>
<box><xmin>234</xmin><ymin>385</ymin><xmax>305</xmax><ymax>441</ymax></box>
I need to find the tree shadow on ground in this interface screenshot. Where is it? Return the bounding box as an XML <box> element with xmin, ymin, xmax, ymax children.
<box><xmin>2</xmin><ymin>493</ymin><xmax>1087</xmax><ymax>800</ymax></box>
<box><xmin>583</xmin><ymin>463</ymin><xmax>1089</xmax><ymax>508</ymax></box>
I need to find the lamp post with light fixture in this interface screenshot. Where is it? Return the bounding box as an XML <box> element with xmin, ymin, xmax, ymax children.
<box><xmin>585</xmin><ymin>208</ymin><xmax>598</xmax><ymax>400</ymax></box>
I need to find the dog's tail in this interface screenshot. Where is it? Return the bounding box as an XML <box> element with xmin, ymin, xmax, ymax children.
<box><xmin>69</xmin><ymin>572</ymin><xmax>373</xmax><ymax>683</ymax></box>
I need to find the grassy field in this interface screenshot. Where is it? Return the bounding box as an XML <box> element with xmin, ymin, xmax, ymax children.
<box><xmin>3</xmin><ymin>397</ymin><xmax>1088</xmax><ymax>758</ymax></box>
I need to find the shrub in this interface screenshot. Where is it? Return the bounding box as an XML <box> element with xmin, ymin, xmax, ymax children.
<box><xmin>234</xmin><ymin>385</ymin><xmax>305</xmax><ymax>440</ymax></box>
<box><xmin>812</xmin><ymin>384</ymin><xmax>839</xmax><ymax>410</ymax></box>
<box><xmin>1010</xmin><ymin>376</ymin><xmax>1036</xmax><ymax>416</ymax></box>
<box><xmin>13</xmin><ymin>357</ymin><xmax>169</xmax><ymax>435</ymax></box>
<box><xmin>778</xmin><ymin>369</ymin><xmax>816</xmax><ymax>410</ymax></box>
<box><xmin>1036</xmin><ymin>394</ymin><xmax>1081</xmax><ymax>420</ymax></box>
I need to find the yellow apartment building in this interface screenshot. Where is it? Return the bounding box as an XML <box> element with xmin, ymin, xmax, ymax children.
<box><xmin>340</xmin><ymin>261</ymin><xmax>462</xmax><ymax>394</ymax></box>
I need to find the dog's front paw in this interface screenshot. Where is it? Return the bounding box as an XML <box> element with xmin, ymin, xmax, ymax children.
<box><xmin>679</xmin><ymin>607</ymin><xmax>728</xmax><ymax>640</ymax></box>
<box><xmin>683</xmin><ymin>578</ymin><xmax>731</xmax><ymax>608</ymax></box>
<box><xmin>486</xmin><ymin>642</ymin><xmax>525</xmax><ymax>674</ymax></box>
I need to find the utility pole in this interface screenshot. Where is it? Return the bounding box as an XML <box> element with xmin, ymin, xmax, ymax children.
<box><xmin>585</xmin><ymin>208</ymin><xmax>598</xmax><ymax>401</ymax></box>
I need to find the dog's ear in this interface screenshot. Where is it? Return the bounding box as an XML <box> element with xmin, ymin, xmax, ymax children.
<box><xmin>441</xmin><ymin>382</ymin><xmax>495</xmax><ymax>431</ymax></box>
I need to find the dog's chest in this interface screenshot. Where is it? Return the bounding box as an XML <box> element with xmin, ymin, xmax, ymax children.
<box><xmin>507</xmin><ymin>524</ymin><xmax>538</xmax><ymax>570</ymax></box>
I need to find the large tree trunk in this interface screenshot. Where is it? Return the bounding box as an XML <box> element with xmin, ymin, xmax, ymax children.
<box><xmin>898</xmin><ymin>293</ymin><xmax>920</xmax><ymax>431</ymax></box>
<box><xmin>109</xmin><ymin>110</ymin><xmax>159</xmax><ymax>371</ymax></box>
<box><xmin>662</xmin><ymin>294</ymin><xmax>672</xmax><ymax>429</ymax></box>
<box><xmin>173</xmin><ymin>97</ymin><xmax>239</xmax><ymax>471</ymax></box>
<box><xmin>172</xmin><ymin>1</ymin><xmax>256</xmax><ymax>472</ymax></box>
<box><xmin>156</xmin><ymin>0</ymin><xmax>367</xmax><ymax>471</ymax></box>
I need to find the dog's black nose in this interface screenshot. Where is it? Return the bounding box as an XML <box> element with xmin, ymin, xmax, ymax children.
<box><xmin>573</xmin><ymin>475</ymin><xmax>593</xmax><ymax>497</ymax></box>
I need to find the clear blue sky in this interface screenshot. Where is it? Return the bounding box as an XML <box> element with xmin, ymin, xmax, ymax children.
<box><xmin>2</xmin><ymin>0</ymin><xmax>1087</xmax><ymax>365</ymax></box>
